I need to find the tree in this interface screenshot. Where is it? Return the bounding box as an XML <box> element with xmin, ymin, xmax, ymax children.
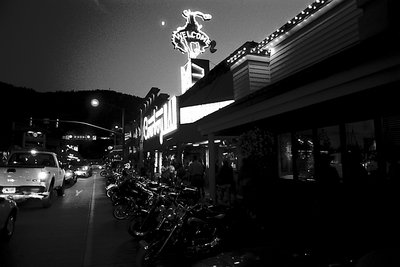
<box><xmin>237</xmin><ymin>127</ymin><xmax>277</xmax><ymax>224</ymax></box>
<box><xmin>238</xmin><ymin>127</ymin><xmax>276</xmax><ymax>177</ymax></box>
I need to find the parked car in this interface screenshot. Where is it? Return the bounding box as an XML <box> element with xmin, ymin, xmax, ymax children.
<box><xmin>0</xmin><ymin>149</ymin><xmax>65</xmax><ymax>208</ymax></box>
<box><xmin>89</xmin><ymin>159</ymin><xmax>105</xmax><ymax>170</ymax></box>
<box><xmin>0</xmin><ymin>196</ymin><xmax>18</xmax><ymax>242</ymax></box>
<box><xmin>63</xmin><ymin>163</ymin><xmax>78</xmax><ymax>184</ymax></box>
<box><xmin>73</xmin><ymin>160</ymin><xmax>93</xmax><ymax>178</ymax></box>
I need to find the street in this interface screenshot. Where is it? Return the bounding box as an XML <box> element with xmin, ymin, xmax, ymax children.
<box><xmin>0</xmin><ymin>170</ymin><xmax>138</xmax><ymax>267</ymax></box>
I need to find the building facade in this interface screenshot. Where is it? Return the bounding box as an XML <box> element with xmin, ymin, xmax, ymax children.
<box><xmin>196</xmin><ymin>0</ymin><xmax>400</xmax><ymax>247</ymax></box>
<box><xmin>139</xmin><ymin>61</ymin><xmax>236</xmax><ymax>183</ymax></box>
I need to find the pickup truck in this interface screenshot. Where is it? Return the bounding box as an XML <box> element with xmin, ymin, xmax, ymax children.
<box><xmin>0</xmin><ymin>149</ymin><xmax>65</xmax><ymax>208</ymax></box>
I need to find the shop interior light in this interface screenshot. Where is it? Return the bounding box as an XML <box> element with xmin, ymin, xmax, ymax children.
<box><xmin>180</xmin><ymin>100</ymin><xmax>234</xmax><ymax>124</ymax></box>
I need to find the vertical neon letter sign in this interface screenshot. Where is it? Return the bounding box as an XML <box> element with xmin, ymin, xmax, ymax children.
<box><xmin>143</xmin><ymin>96</ymin><xmax>178</xmax><ymax>144</ymax></box>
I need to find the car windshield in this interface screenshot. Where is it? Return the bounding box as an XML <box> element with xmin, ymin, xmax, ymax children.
<box><xmin>7</xmin><ymin>152</ymin><xmax>56</xmax><ymax>167</ymax></box>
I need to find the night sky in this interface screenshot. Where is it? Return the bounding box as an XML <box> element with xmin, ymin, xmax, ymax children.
<box><xmin>0</xmin><ymin>0</ymin><xmax>312</xmax><ymax>98</ymax></box>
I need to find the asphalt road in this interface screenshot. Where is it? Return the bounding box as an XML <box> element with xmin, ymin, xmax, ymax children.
<box><xmin>0</xmin><ymin>170</ymin><xmax>139</xmax><ymax>267</ymax></box>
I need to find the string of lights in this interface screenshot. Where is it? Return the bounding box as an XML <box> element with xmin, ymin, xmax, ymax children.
<box><xmin>226</xmin><ymin>0</ymin><xmax>334</xmax><ymax>66</ymax></box>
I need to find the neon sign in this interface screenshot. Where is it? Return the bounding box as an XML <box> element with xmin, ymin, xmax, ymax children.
<box><xmin>143</xmin><ymin>96</ymin><xmax>178</xmax><ymax>144</ymax></box>
<box><xmin>181</xmin><ymin>59</ymin><xmax>209</xmax><ymax>94</ymax></box>
<box><xmin>172</xmin><ymin>9</ymin><xmax>216</xmax><ymax>59</ymax></box>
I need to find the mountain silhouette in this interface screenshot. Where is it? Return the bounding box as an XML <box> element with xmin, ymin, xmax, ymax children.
<box><xmin>0</xmin><ymin>81</ymin><xmax>143</xmax><ymax>156</ymax></box>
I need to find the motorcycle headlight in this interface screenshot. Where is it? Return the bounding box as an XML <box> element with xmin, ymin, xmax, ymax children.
<box><xmin>65</xmin><ymin>171</ymin><xmax>73</xmax><ymax>178</ymax></box>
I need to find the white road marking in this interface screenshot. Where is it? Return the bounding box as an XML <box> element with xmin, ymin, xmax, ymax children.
<box><xmin>83</xmin><ymin>174</ymin><xmax>96</xmax><ymax>266</ymax></box>
<box><xmin>75</xmin><ymin>189</ymin><xmax>83</xmax><ymax>196</ymax></box>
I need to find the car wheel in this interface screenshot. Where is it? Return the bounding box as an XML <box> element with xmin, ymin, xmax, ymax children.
<box><xmin>1</xmin><ymin>212</ymin><xmax>16</xmax><ymax>242</ymax></box>
<box><xmin>42</xmin><ymin>183</ymin><xmax>54</xmax><ymax>208</ymax></box>
<box><xmin>56</xmin><ymin>179</ymin><xmax>65</xmax><ymax>196</ymax></box>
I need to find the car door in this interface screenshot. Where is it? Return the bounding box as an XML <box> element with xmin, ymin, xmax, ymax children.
<box><xmin>51</xmin><ymin>155</ymin><xmax>64</xmax><ymax>187</ymax></box>
<box><xmin>0</xmin><ymin>197</ymin><xmax>10</xmax><ymax>227</ymax></box>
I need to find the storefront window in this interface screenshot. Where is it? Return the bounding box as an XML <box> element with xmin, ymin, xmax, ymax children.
<box><xmin>219</xmin><ymin>138</ymin><xmax>239</xmax><ymax>171</ymax></box>
<box><xmin>317</xmin><ymin>125</ymin><xmax>342</xmax><ymax>181</ymax></box>
<box><xmin>344</xmin><ymin>120</ymin><xmax>377</xmax><ymax>183</ymax></box>
<box><xmin>295</xmin><ymin>130</ymin><xmax>315</xmax><ymax>182</ymax></box>
<box><xmin>278</xmin><ymin>133</ymin><xmax>293</xmax><ymax>179</ymax></box>
<box><xmin>382</xmin><ymin>115</ymin><xmax>400</xmax><ymax>182</ymax></box>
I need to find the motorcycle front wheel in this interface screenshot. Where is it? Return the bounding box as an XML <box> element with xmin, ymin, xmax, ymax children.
<box><xmin>106</xmin><ymin>187</ymin><xmax>114</xmax><ymax>198</ymax></box>
<box><xmin>128</xmin><ymin>214</ymin><xmax>154</xmax><ymax>239</ymax></box>
<box><xmin>136</xmin><ymin>239</ymin><xmax>165</xmax><ymax>267</ymax></box>
<box><xmin>113</xmin><ymin>204</ymin><xmax>130</xmax><ymax>220</ymax></box>
<box><xmin>110</xmin><ymin>191</ymin><xmax>121</xmax><ymax>204</ymax></box>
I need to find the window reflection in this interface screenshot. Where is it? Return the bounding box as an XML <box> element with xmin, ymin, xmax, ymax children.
<box><xmin>344</xmin><ymin>120</ymin><xmax>376</xmax><ymax>184</ymax></box>
<box><xmin>383</xmin><ymin>115</ymin><xmax>400</xmax><ymax>184</ymax></box>
<box><xmin>278</xmin><ymin>133</ymin><xmax>293</xmax><ymax>179</ymax></box>
<box><xmin>295</xmin><ymin>130</ymin><xmax>315</xmax><ymax>182</ymax></box>
<box><xmin>317</xmin><ymin>126</ymin><xmax>342</xmax><ymax>182</ymax></box>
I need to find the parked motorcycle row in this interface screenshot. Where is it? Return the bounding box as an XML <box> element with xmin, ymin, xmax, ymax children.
<box><xmin>101</xmin><ymin>167</ymin><xmax>372</xmax><ymax>267</ymax></box>
<box><xmin>102</xmin><ymin>167</ymin><xmax>242</xmax><ymax>266</ymax></box>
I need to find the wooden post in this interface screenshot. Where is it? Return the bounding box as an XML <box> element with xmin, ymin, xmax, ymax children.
<box><xmin>208</xmin><ymin>133</ymin><xmax>216</xmax><ymax>203</ymax></box>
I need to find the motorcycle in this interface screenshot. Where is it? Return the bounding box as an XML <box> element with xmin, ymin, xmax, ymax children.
<box><xmin>112</xmin><ymin>180</ymin><xmax>155</xmax><ymax>220</ymax></box>
<box><xmin>128</xmin><ymin>184</ymin><xmax>199</xmax><ymax>239</ymax></box>
<box><xmin>105</xmin><ymin>168</ymin><xmax>143</xmax><ymax>201</ymax></box>
<box><xmin>107</xmin><ymin>176</ymin><xmax>136</xmax><ymax>204</ymax></box>
<box><xmin>113</xmin><ymin>195</ymin><xmax>143</xmax><ymax>220</ymax></box>
<box><xmin>135</xmin><ymin>199</ymin><xmax>231</xmax><ymax>267</ymax></box>
<box><xmin>100</xmin><ymin>165</ymin><xmax>115</xmax><ymax>178</ymax></box>
<box><xmin>128</xmin><ymin>184</ymin><xmax>176</xmax><ymax>239</ymax></box>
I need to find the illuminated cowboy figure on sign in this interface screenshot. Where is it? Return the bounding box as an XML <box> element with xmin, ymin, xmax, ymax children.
<box><xmin>172</xmin><ymin>9</ymin><xmax>217</xmax><ymax>59</ymax></box>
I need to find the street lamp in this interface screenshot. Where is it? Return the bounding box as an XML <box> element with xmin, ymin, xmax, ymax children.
<box><xmin>91</xmin><ymin>98</ymin><xmax>126</xmax><ymax>162</ymax></box>
<box><xmin>91</xmin><ymin>99</ymin><xmax>99</xmax><ymax>107</ymax></box>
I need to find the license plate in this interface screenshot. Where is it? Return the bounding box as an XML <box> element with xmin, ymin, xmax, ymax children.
<box><xmin>2</xmin><ymin>187</ymin><xmax>16</xmax><ymax>194</ymax></box>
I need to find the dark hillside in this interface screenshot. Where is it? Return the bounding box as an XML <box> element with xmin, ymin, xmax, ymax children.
<box><xmin>0</xmin><ymin>81</ymin><xmax>143</xmax><ymax>151</ymax></box>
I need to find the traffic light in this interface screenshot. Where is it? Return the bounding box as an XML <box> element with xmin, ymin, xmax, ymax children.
<box><xmin>29</xmin><ymin>117</ymin><xmax>33</xmax><ymax>126</ymax></box>
<box><xmin>56</xmin><ymin>119</ymin><xmax>59</xmax><ymax>128</ymax></box>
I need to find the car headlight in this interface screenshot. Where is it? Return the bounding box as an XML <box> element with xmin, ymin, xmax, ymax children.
<box><xmin>65</xmin><ymin>171</ymin><xmax>73</xmax><ymax>178</ymax></box>
<box><xmin>38</xmin><ymin>171</ymin><xmax>49</xmax><ymax>180</ymax></box>
<box><xmin>82</xmin><ymin>166</ymin><xmax>89</xmax><ymax>171</ymax></box>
